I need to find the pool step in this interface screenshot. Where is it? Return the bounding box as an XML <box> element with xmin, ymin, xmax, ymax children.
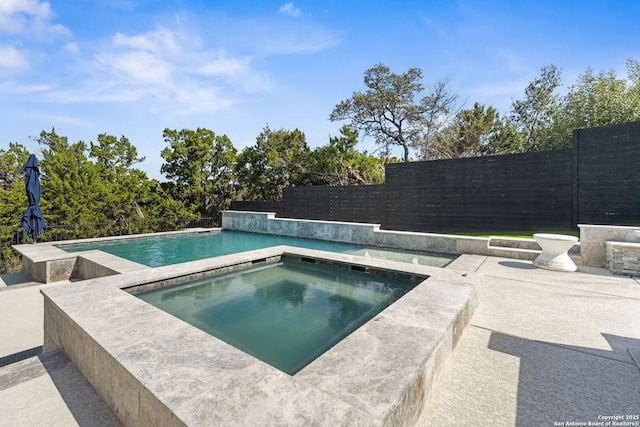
<box><xmin>488</xmin><ymin>237</ymin><xmax>541</xmax><ymax>251</ymax></box>
<box><xmin>487</xmin><ymin>237</ymin><xmax>581</xmax><ymax>261</ymax></box>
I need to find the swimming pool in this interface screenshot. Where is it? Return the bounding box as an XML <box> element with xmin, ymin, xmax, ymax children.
<box><xmin>135</xmin><ymin>257</ymin><xmax>423</xmax><ymax>375</ymax></box>
<box><xmin>60</xmin><ymin>229</ymin><xmax>454</xmax><ymax>268</ymax></box>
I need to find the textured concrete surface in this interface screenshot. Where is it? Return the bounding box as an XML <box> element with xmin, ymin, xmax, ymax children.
<box><xmin>417</xmin><ymin>256</ymin><xmax>640</xmax><ymax>427</ymax></box>
<box><xmin>0</xmin><ymin>350</ymin><xmax>122</xmax><ymax>427</ymax></box>
<box><xmin>0</xmin><ymin>281</ymin><xmax>122</xmax><ymax>426</ymax></box>
<box><xmin>0</xmin><ymin>284</ymin><xmax>47</xmax><ymax>359</ymax></box>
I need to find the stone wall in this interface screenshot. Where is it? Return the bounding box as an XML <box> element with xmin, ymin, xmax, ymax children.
<box><xmin>579</xmin><ymin>225</ymin><xmax>640</xmax><ymax>268</ymax></box>
<box><xmin>606</xmin><ymin>242</ymin><xmax>640</xmax><ymax>276</ymax></box>
<box><xmin>222</xmin><ymin>210</ymin><xmax>489</xmax><ymax>256</ymax></box>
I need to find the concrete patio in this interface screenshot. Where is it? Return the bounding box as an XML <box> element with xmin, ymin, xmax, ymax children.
<box><xmin>1</xmin><ymin>255</ymin><xmax>639</xmax><ymax>426</ymax></box>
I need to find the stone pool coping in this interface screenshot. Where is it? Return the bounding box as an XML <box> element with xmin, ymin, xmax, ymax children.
<box><xmin>40</xmin><ymin>246</ymin><xmax>483</xmax><ymax>426</ymax></box>
<box><xmin>13</xmin><ymin>228</ymin><xmax>217</xmax><ymax>284</ymax></box>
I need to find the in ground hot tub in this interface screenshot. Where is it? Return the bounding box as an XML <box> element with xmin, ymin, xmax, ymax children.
<box><xmin>41</xmin><ymin>246</ymin><xmax>481</xmax><ymax>426</ymax></box>
<box><xmin>134</xmin><ymin>257</ymin><xmax>424</xmax><ymax>375</ymax></box>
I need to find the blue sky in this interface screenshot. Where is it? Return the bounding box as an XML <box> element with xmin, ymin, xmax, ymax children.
<box><xmin>1</xmin><ymin>0</ymin><xmax>638</xmax><ymax>179</ymax></box>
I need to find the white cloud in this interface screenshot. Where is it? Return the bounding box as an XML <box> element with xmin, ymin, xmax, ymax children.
<box><xmin>464</xmin><ymin>79</ymin><xmax>531</xmax><ymax>112</ymax></box>
<box><xmin>9</xmin><ymin>13</ymin><xmax>337</xmax><ymax>121</ymax></box>
<box><xmin>0</xmin><ymin>0</ymin><xmax>70</xmax><ymax>39</ymax></box>
<box><xmin>0</xmin><ymin>45</ymin><xmax>30</xmax><ymax>69</ymax></box>
<box><xmin>0</xmin><ymin>81</ymin><xmax>51</xmax><ymax>94</ymax></box>
<box><xmin>279</xmin><ymin>2</ymin><xmax>300</xmax><ymax>17</ymax></box>
<box><xmin>0</xmin><ymin>0</ymin><xmax>51</xmax><ymax>19</ymax></box>
<box><xmin>467</xmin><ymin>79</ymin><xmax>530</xmax><ymax>98</ymax></box>
<box><xmin>112</xmin><ymin>28</ymin><xmax>179</xmax><ymax>54</ymax></box>
<box><xmin>51</xmin><ymin>114</ymin><xmax>92</xmax><ymax>127</ymax></box>
<box><xmin>64</xmin><ymin>42</ymin><xmax>79</xmax><ymax>55</ymax></box>
<box><xmin>262</xmin><ymin>28</ymin><xmax>340</xmax><ymax>55</ymax></box>
<box><xmin>195</xmin><ymin>51</ymin><xmax>251</xmax><ymax>76</ymax></box>
<box><xmin>45</xmin><ymin>26</ymin><xmax>265</xmax><ymax>117</ymax></box>
<box><xmin>97</xmin><ymin>50</ymin><xmax>174</xmax><ymax>85</ymax></box>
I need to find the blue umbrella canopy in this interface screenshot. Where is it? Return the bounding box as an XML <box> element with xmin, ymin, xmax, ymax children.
<box><xmin>19</xmin><ymin>154</ymin><xmax>45</xmax><ymax>240</ymax></box>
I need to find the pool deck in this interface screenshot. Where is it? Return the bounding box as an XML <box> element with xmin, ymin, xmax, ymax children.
<box><xmin>1</xmin><ymin>256</ymin><xmax>640</xmax><ymax>426</ymax></box>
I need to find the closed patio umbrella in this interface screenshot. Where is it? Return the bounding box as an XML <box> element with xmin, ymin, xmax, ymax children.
<box><xmin>19</xmin><ymin>154</ymin><xmax>45</xmax><ymax>242</ymax></box>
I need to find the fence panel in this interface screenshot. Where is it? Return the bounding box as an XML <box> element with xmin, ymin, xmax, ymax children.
<box><xmin>576</xmin><ymin>121</ymin><xmax>640</xmax><ymax>225</ymax></box>
<box><xmin>385</xmin><ymin>150</ymin><xmax>574</xmax><ymax>233</ymax></box>
<box><xmin>277</xmin><ymin>185</ymin><xmax>384</xmax><ymax>223</ymax></box>
<box><xmin>329</xmin><ymin>185</ymin><xmax>385</xmax><ymax>224</ymax></box>
<box><xmin>229</xmin><ymin>200</ymin><xmax>284</xmax><ymax>216</ymax></box>
<box><xmin>282</xmin><ymin>186</ymin><xmax>332</xmax><ymax>220</ymax></box>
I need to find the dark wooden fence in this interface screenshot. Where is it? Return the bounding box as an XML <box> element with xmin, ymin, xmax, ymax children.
<box><xmin>385</xmin><ymin>150</ymin><xmax>574</xmax><ymax>232</ymax></box>
<box><xmin>281</xmin><ymin>185</ymin><xmax>386</xmax><ymax>224</ymax></box>
<box><xmin>230</xmin><ymin>186</ymin><xmax>386</xmax><ymax>224</ymax></box>
<box><xmin>231</xmin><ymin>121</ymin><xmax>640</xmax><ymax>233</ymax></box>
<box><xmin>576</xmin><ymin>121</ymin><xmax>640</xmax><ymax>226</ymax></box>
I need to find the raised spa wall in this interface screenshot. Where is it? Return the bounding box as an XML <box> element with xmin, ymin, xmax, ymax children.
<box><xmin>41</xmin><ymin>246</ymin><xmax>483</xmax><ymax>427</ymax></box>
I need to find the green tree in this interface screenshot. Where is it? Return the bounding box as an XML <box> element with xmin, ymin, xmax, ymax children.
<box><xmin>310</xmin><ymin>125</ymin><xmax>385</xmax><ymax>185</ymax></box>
<box><xmin>330</xmin><ymin>63</ymin><xmax>457</xmax><ymax>162</ymax></box>
<box><xmin>89</xmin><ymin>133</ymin><xmax>187</xmax><ymax>222</ymax></box>
<box><xmin>509</xmin><ymin>65</ymin><xmax>562</xmax><ymax>152</ymax></box>
<box><xmin>0</xmin><ymin>143</ymin><xmax>31</xmax><ymax>268</ymax></box>
<box><xmin>160</xmin><ymin>128</ymin><xmax>237</xmax><ymax>218</ymax></box>
<box><xmin>0</xmin><ymin>143</ymin><xmax>30</xmax><ymax>193</ymax></box>
<box><xmin>431</xmin><ymin>103</ymin><xmax>518</xmax><ymax>158</ymax></box>
<box><xmin>235</xmin><ymin>126</ymin><xmax>311</xmax><ymax>200</ymax></box>
<box><xmin>507</xmin><ymin>60</ymin><xmax>640</xmax><ymax>152</ymax></box>
<box><xmin>36</xmin><ymin>129</ymin><xmax>188</xmax><ymax>228</ymax></box>
<box><xmin>37</xmin><ymin>129</ymin><xmax>107</xmax><ymax>225</ymax></box>
<box><xmin>556</xmin><ymin>59</ymin><xmax>640</xmax><ymax>142</ymax></box>
<box><xmin>90</xmin><ymin>133</ymin><xmax>145</xmax><ymax>173</ymax></box>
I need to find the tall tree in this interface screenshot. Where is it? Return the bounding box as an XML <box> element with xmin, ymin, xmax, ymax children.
<box><xmin>330</xmin><ymin>63</ymin><xmax>457</xmax><ymax>162</ymax></box>
<box><xmin>37</xmin><ymin>129</ymin><xmax>106</xmax><ymax>225</ymax></box>
<box><xmin>310</xmin><ymin>125</ymin><xmax>385</xmax><ymax>185</ymax></box>
<box><xmin>235</xmin><ymin>126</ymin><xmax>311</xmax><ymax>200</ymax></box>
<box><xmin>90</xmin><ymin>133</ymin><xmax>145</xmax><ymax>174</ymax></box>
<box><xmin>36</xmin><ymin>129</ymin><xmax>187</xmax><ymax>227</ymax></box>
<box><xmin>160</xmin><ymin>128</ymin><xmax>237</xmax><ymax>218</ymax></box>
<box><xmin>430</xmin><ymin>103</ymin><xmax>518</xmax><ymax>158</ymax></box>
<box><xmin>507</xmin><ymin>60</ymin><xmax>640</xmax><ymax>152</ymax></box>
<box><xmin>509</xmin><ymin>65</ymin><xmax>562</xmax><ymax>152</ymax></box>
<box><xmin>0</xmin><ymin>143</ymin><xmax>30</xmax><ymax>192</ymax></box>
<box><xmin>0</xmin><ymin>143</ymin><xmax>30</xmax><ymax>226</ymax></box>
<box><xmin>89</xmin><ymin>133</ymin><xmax>185</xmax><ymax>221</ymax></box>
<box><xmin>0</xmin><ymin>143</ymin><xmax>30</xmax><ymax>271</ymax></box>
<box><xmin>411</xmin><ymin>80</ymin><xmax>459</xmax><ymax>160</ymax></box>
<box><xmin>556</xmin><ymin>58</ymin><xmax>640</xmax><ymax>142</ymax></box>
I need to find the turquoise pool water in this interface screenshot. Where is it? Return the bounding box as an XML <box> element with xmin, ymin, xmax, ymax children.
<box><xmin>136</xmin><ymin>258</ymin><xmax>422</xmax><ymax>374</ymax></box>
<box><xmin>60</xmin><ymin>230</ymin><xmax>454</xmax><ymax>267</ymax></box>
